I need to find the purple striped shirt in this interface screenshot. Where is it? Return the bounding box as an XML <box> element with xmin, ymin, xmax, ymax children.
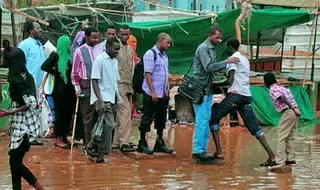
<box><xmin>142</xmin><ymin>45</ymin><xmax>168</xmax><ymax>98</ymax></box>
<box><xmin>269</xmin><ymin>84</ymin><xmax>297</xmax><ymax>112</ymax></box>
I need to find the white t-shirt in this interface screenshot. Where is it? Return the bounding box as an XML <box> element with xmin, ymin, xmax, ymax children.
<box><xmin>226</xmin><ymin>51</ymin><xmax>251</xmax><ymax>97</ymax></box>
<box><xmin>90</xmin><ymin>52</ymin><xmax>122</xmax><ymax>105</ymax></box>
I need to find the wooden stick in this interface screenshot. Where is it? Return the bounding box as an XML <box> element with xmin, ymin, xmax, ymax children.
<box><xmin>8</xmin><ymin>8</ymin><xmax>50</xmax><ymax>26</ymax></box>
<box><xmin>235</xmin><ymin>13</ymin><xmax>247</xmax><ymax>43</ymax></box>
<box><xmin>302</xmin><ymin>2</ymin><xmax>319</xmax><ymax>84</ymax></box>
<box><xmin>70</xmin><ymin>97</ymin><xmax>79</xmax><ymax>158</ymax></box>
<box><xmin>235</xmin><ymin>2</ymin><xmax>252</xmax><ymax>58</ymax></box>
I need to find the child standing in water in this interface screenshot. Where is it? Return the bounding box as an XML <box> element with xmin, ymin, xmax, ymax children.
<box><xmin>264</xmin><ymin>72</ymin><xmax>301</xmax><ymax>169</ymax></box>
<box><xmin>0</xmin><ymin>48</ymin><xmax>44</xmax><ymax>190</ymax></box>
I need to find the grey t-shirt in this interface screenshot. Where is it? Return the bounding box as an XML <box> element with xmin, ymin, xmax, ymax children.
<box><xmin>226</xmin><ymin>51</ymin><xmax>251</xmax><ymax>97</ymax></box>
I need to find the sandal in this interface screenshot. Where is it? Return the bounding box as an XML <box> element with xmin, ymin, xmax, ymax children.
<box><xmin>96</xmin><ymin>158</ymin><xmax>106</xmax><ymax>164</ymax></box>
<box><xmin>86</xmin><ymin>147</ymin><xmax>99</xmax><ymax>157</ymax></box>
<box><xmin>213</xmin><ymin>152</ymin><xmax>224</xmax><ymax>160</ymax></box>
<box><xmin>129</xmin><ymin>142</ymin><xmax>137</xmax><ymax>147</ymax></box>
<box><xmin>54</xmin><ymin>143</ymin><xmax>71</xmax><ymax>150</ymax></box>
<box><xmin>260</xmin><ymin>159</ymin><xmax>276</xmax><ymax>167</ymax></box>
<box><xmin>30</xmin><ymin>141</ymin><xmax>44</xmax><ymax>146</ymax></box>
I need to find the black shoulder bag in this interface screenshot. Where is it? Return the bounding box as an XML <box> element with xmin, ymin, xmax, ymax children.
<box><xmin>178</xmin><ymin>62</ymin><xmax>206</xmax><ymax>104</ymax></box>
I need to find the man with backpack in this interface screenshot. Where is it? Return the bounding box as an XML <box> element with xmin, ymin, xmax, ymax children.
<box><xmin>137</xmin><ymin>33</ymin><xmax>174</xmax><ymax>155</ymax></box>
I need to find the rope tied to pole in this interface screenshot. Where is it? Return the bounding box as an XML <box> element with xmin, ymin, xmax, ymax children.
<box><xmin>235</xmin><ymin>0</ymin><xmax>253</xmax><ymax>57</ymax></box>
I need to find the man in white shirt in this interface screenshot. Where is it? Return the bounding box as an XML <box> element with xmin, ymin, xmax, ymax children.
<box><xmin>209</xmin><ymin>38</ymin><xmax>275</xmax><ymax>166</ymax></box>
<box><xmin>87</xmin><ymin>37</ymin><xmax>121</xmax><ymax>164</ymax></box>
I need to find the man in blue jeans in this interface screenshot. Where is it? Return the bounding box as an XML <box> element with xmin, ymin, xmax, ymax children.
<box><xmin>209</xmin><ymin>38</ymin><xmax>276</xmax><ymax>166</ymax></box>
<box><xmin>192</xmin><ymin>27</ymin><xmax>240</xmax><ymax>164</ymax></box>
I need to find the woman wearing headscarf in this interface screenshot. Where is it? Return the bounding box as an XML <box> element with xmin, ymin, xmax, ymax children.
<box><xmin>0</xmin><ymin>48</ymin><xmax>44</xmax><ymax>190</ymax></box>
<box><xmin>127</xmin><ymin>35</ymin><xmax>139</xmax><ymax>118</ymax></box>
<box><xmin>71</xmin><ymin>31</ymin><xmax>86</xmax><ymax>59</ymax></box>
<box><xmin>41</xmin><ymin>35</ymin><xmax>76</xmax><ymax>149</ymax></box>
<box><xmin>71</xmin><ymin>22</ymin><xmax>88</xmax><ymax>60</ymax></box>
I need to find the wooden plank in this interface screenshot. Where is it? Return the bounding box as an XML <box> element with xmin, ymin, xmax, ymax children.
<box><xmin>270</xmin><ymin>165</ymin><xmax>292</xmax><ymax>173</ymax></box>
<box><xmin>111</xmin><ymin>150</ymin><xmax>177</xmax><ymax>160</ymax></box>
<box><xmin>168</xmin><ymin>75</ymin><xmax>313</xmax><ymax>87</ymax></box>
<box><xmin>8</xmin><ymin>8</ymin><xmax>49</xmax><ymax>26</ymax></box>
<box><xmin>251</xmin><ymin>0</ymin><xmax>316</xmax><ymax>8</ymax></box>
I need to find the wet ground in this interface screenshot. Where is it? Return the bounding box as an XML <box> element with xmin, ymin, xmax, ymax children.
<box><xmin>1</xmin><ymin>122</ymin><xmax>320</xmax><ymax>189</ymax></box>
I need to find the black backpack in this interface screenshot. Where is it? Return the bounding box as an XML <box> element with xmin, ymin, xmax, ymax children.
<box><xmin>132</xmin><ymin>49</ymin><xmax>157</xmax><ymax>93</ymax></box>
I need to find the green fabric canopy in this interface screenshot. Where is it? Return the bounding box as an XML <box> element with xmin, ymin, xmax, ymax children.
<box><xmin>250</xmin><ymin>85</ymin><xmax>316</xmax><ymax>126</ymax></box>
<box><xmin>0</xmin><ymin>83</ymin><xmax>10</xmax><ymax>130</ymax></box>
<box><xmin>107</xmin><ymin>8</ymin><xmax>311</xmax><ymax>75</ymax></box>
<box><xmin>0</xmin><ymin>83</ymin><xmax>315</xmax><ymax>130</ymax></box>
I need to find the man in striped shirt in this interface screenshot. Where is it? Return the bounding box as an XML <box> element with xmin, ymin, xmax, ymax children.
<box><xmin>71</xmin><ymin>27</ymin><xmax>103</xmax><ymax>147</ymax></box>
<box><xmin>264</xmin><ymin>72</ymin><xmax>301</xmax><ymax>169</ymax></box>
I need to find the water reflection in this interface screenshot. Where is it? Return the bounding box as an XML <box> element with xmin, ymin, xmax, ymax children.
<box><xmin>0</xmin><ymin>122</ymin><xmax>319</xmax><ymax>189</ymax></box>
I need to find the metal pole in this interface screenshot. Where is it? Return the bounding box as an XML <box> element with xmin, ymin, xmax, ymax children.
<box><xmin>311</xmin><ymin>15</ymin><xmax>318</xmax><ymax>82</ymax></box>
<box><xmin>27</xmin><ymin>0</ymin><xmax>32</xmax><ymax>7</ymax></box>
<box><xmin>303</xmin><ymin>1</ymin><xmax>319</xmax><ymax>84</ymax></box>
<box><xmin>255</xmin><ymin>5</ymin><xmax>264</xmax><ymax>60</ymax></box>
<box><xmin>10</xmin><ymin>2</ymin><xmax>17</xmax><ymax>47</ymax></box>
<box><xmin>0</xmin><ymin>3</ymin><xmax>2</xmax><ymax>46</ymax></box>
<box><xmin>280</xmin><ymin>29</ymin><xmax>285</xmax><ymax>72</ymax></box>
<box><xmin>92</xmin><ymin>0</ymin><xmax>97</xmax><ymax>27</ymax></box>
<box><xmin>193</xmin><ymin>0</ymin><xmax>197</xmax><ymax>12</ymax></box>
<box><xmin>256</xmin><ymin>31</ymin><xmax>261</xmax><ymax>59</ymax></box>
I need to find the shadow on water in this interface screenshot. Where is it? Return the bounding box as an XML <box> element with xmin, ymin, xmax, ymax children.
<box><xmin>0</xmin><ymin>121</ymin><xmax>319</xmax><ymax>189</ymax></box>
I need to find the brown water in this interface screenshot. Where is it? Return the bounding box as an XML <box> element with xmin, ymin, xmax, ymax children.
<box><xmin>0</xmin><ymin>123</ymin><xmax>320</xmax><ymax>189</ymax></box>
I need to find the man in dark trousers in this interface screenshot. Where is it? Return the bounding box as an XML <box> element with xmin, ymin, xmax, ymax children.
<box><xmin>209</xmin><ymin>38</ymin><xmax>276</xmax><ymax>166</ymax></box>
<box><xmin>71</xmin><ymin>27</ymin><xmax>103</xmax><ymax>149</ymax></box>
<box><xmin>137</xmin><ymin>33</ymin><xmax>174</xmax><ymax>155</ymax></box>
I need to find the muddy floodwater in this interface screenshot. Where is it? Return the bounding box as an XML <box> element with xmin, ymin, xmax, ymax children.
<box><xmin>1</xmin><ymin>122</ymin><xmax>320</xmax><ymax>189</ymax></box>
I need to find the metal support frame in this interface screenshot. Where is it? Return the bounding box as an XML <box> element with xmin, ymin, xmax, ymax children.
<box><xmin>10</xmin><ymin>4</ymin><xmax>17</xmax><ymax>47</ymax></box>
<box><xmin>280</xmin><ymin>28</ymin><xmax>285</xmax><ymax>72</ymax></box>
<box><xmin>0</xmin><ymin>4</ymin><xmax>2</xmax><ymax>46</ymax></box>
<box><xmin>293</xmin><ymin>46</ymin><xmax>296</xmax><ymax>56</ymax></box>
<box><xmin>255</xmin><ymin>31</ymin><xmax>262</xmax><ymax>60</ymax></box>
<box><xmin>193</xmin><ymin>0</ymin><xmax>197</xmax><ymax>13</ymax></box>
<box><xmin>92</xmin><ymin>0</ymin><xmax>97</xmax><ymax>27</ymax></box>
<box><xmin>311</xmin><ymin>15</ymin><xmax>319</xmax><ymax>82</ymax></box>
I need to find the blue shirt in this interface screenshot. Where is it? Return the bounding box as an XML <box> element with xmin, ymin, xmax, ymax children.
<box><xmin>18</xmin><ymin>37</ymin><xmax>46</xmax><ymax>88</ymax></box>
<box><xmin>142</xmin><ymin>45</ymin><xmax>169</xmax><ymax>98</ymax></box>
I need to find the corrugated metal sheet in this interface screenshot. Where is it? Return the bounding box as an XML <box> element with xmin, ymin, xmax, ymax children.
<box><xmin>132</xmin><ymin>10</ymin><xmax>197</xmax><ymax>22</ymax></box>
<box><xmin>281</xmin><ymin>56</ymin><xmax>320</xmax><ymax>71</ymax></box>
<box><xmin>252</xmin><ymin>0</ymin><xmax>317</xmax><ymax>8</ymax></box>
<box><xmin>1</xmin><ymin>10</ymin><xmax>25</xmax><ymax>45</ymax></box>
<box><xmin>285</xmin><ymin>19</ymin><xmax>320</xmax><ymax>46</ymax></box>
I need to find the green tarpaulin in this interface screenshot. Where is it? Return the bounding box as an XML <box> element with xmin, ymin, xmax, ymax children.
<box><xmin>0</xmin><ymin>83</ymin><xmax>11</xmax><ymax>130</ymax></box>
<box><xmin>0</xmin><ymin>83</ymin><xmax>315</xmax><ymax>130</ymax></box>
<box><xmin>22</xmin><ymin>7</ymin><xmax>311</xmax><ymax>75</ymax></box>
<box><xmin>23</xmin><ymin>7</ymin><xmax>311</xmax><ymax>76</ymax></box>
<box><xmin>109</xmin><ymin>8</ymin><xmax>311</xmax><ymax>75</ymax></box>
<box><xmin>251</xmin><ymin>85</ymin><xmax>315</xmax><ymax>126</ymax></box>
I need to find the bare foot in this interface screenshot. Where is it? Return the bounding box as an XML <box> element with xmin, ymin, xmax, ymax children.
<box><xmin>32</xmin><ymin>181</ymin><xmax>44</xmax><ymax>190</ymax></box>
